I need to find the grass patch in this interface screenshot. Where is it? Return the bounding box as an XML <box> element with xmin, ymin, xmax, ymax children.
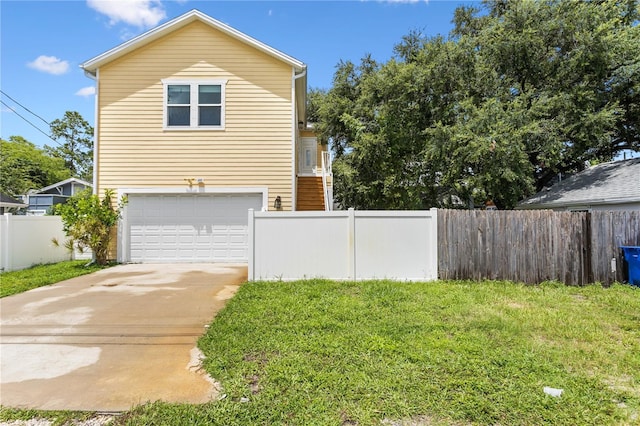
<box><xmin>4</xmin><ymin>280</ymin><xmax>639</xmax><ymax>425</ymax></box>
<box><xmin>120</xmin><ymin>280</ymin><xmax>639</xmax><ymax>425</ymax></box>
<box><xmin>0</xmin><ymin>407</ymin><xmax>104</xmax><ymax>425</ymax></box>
<box><xmin>0</xmin><ymin>260</ymin><xmax>109</xmax><ymax>297</ymax></box>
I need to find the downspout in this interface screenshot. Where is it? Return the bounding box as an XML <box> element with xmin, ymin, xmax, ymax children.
<box><xmin>291</xmin><ymin>67</ymin><xmax>307</xmax><ymax>211</ymax></box>
<box><xmin>84</xmin><ymin>69</ymin><xmax>99</xmax><ymax>196</ymax></box>
<box><xmin>84</xmin><ymin>68</ymin><xmax>101</xmax><ymax>263</ymax></box>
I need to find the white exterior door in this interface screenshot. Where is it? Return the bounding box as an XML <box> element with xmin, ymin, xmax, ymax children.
<box><xmin>126</xmin><ymin>193</ymin><xmax>262</xmax><ymax>263</ymax></box>
<box><xmin>299</xmin><ymin>137</ymin><xmax>317</xmax><ymax>175</ymax></box>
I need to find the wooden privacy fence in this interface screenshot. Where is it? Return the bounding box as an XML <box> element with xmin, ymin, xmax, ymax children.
<box><xmin>438</xmin><ymin>209</ymin><xmax>640</xmax><ymax>285</ymax></box>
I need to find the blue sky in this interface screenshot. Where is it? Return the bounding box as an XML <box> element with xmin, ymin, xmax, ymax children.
<box><xmin>1</xmin><ymin>0</ymin><xmax>471</xmax><ymax>149</ymax></box>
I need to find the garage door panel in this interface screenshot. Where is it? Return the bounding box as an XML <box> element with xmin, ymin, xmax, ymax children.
<box><xmin>161</xmin><ymin>235</ymin><xmax>177</xmax><ymax>244</ymax></box>
<box><xmin>211</xmin><ymin>234</ymin><xmax>229</xmax><ymax>244</ymax></box>
<box><xmin>229</xmin><ymin>234</ymin><xmax>246</xmax><ymax>244</ymax></box>
<box><xmin>227</xmin><ymin>249</ymin><xmax>247</xmax><ymax>261</ymax></box>
<box><xmin>127</xmin><ymin>193</ymin><xmax>262</xmax><ymax>263</ymax></box>
<box><xmin>144</xmin><ymin>235</ymin><xmax>162</xmax><ymax>245</ymax></box>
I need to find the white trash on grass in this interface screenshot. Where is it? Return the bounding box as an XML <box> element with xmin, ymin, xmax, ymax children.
<box><xmin>543</xmin><ymin>386</ymin><xmax>564</xmax><ymax>397</ymax></box>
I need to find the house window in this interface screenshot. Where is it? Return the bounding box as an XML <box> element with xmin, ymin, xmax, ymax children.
<box><xmin>163</xmin><ymin>80</ymin><xmax>226</xmax><ymax>130</ymax></box>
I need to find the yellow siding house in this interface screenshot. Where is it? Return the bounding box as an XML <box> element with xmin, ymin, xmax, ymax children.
<box><xmin>81</xmin><ymin>9</ymin><xmax>331</xmax><ymax>263</ymax></box>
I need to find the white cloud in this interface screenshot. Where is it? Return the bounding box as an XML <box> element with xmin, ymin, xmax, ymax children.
<box><xmin>119</xmin><ymin>28</ymin><xmax>137</xmax><ymax>41</ymax></box>
<box><xmin>75</xmin><ymin>86</ymin><xmax>96</xmax><ymax>97</ymax></box>
<box><xmin>87</xmin><ymin>0</ymin><xmax>166</xmax><ymax>28</ymax></box>
<box><xmin>27</xmin><ymin>55</ymin><xmax>70</xmax><ymax>75</ymax></box>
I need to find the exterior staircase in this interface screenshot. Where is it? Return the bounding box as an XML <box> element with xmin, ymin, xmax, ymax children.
<box><xmin>297</xmin><ymin>176</ymin><xmax>325</xmax><ymax>211</ymax></box>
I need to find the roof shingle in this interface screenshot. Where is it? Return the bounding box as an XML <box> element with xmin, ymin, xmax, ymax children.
<box><xmin>519</xmin><ymin>158</ymin><xmax>640</xmax><ymax>209</ymax></box>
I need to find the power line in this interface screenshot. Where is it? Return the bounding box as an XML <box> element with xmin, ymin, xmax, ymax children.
<box><xmin>0</xmin><ymin>100</ymin><xmax>61</xmax><ymax>146</ymax></box>
<box><xmin>1</xmin><ymin>90</ymin><xmax>91</xmax><ymax>149</ymax></box>
<box><xmin>0</xmin><ymin>90</ymin><xmax>51</xmax><ymax>126</ymax></box>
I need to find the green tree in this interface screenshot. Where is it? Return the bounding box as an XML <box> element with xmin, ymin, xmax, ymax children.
<box><xmin>47</xmin><ymin>111</ymin><xmax>94</xmax><ymax>182</ymax></box>
<box><xmin>465</xmin><ymin>0</ymin><xmax>637</xmax><ymax>192</ymax></box>
<box><xmin>54</xmin><ymin>189</ymin><xmax>126</xmax><ymax>265</ymax></box>
<box><xmin>0</xmin><ymin>136</ymin><xmax>71</xmax><ymax>198</ymax></box>
<box><xmin>314</xmin><ymin>0</ymin><xmax>640</xmax><ymax>210</ymax></box>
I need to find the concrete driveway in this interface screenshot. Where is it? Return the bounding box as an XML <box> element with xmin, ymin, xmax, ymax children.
<box><xmin>0</xmin><ymin>263</ymin><xmax>246</xmax><ymax>411</ymax></box>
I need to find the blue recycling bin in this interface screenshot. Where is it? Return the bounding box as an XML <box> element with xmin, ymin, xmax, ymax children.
<box><xmin>621</xmin><ymin>246</ymin><xmax>640</xmax><ymax>287</ymax></box>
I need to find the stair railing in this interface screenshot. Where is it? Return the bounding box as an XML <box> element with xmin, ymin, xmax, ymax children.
<box><xmin>321</xmin><ymin>151</ymin><xmax>333</xmax><ymax>211</ymax></box>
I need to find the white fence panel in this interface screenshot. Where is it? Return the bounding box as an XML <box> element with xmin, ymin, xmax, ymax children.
<box><xmin>249</xmin><ymin>211</ymin><xmax>352</xmax><ymax>280</ymax></box>
<box><xmin>0</xmin><ymin>214</ymin><xmax>71</xmax><ymax>272</ymax></box>
<box><xmin>354</xmin><ymin>211</ymin><xmax>438</xmax><ymax>281</ymax></box>
<box><xmin>249</xmin><ymin>208</ymin><xmax>437</xmax><ymax>281</ymax></box>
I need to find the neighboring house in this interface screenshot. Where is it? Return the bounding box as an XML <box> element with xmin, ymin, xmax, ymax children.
<box><xmin>0</xmin><ymin>192</ymin><xmax>27</xmax><ymax>214</ymax></box>
<box><xmin>80</xmin><ymin>9</ymin><xmax>332</xmax><ymax>264</ymax></box>
<box><xmin>518</xmin><ymin>158</ymin><xmax>640</xmax><ymax>211</ymax></box>
<box><xmin>24</xmin><ymin>178</ymin><xmax>92</xmax><ymax>216</ymax></box>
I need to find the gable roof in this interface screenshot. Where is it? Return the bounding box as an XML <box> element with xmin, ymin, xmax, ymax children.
<box><xmin>80</xmin><ymin>9</ymin><xmax>306</xmax><ymax>75</ymax></box>
<box><xmin>30</xmin><ymin>177</ymin><xmax>92</xmax><ymax>195</ymax></box>
<box><xmin>0</xmin><ymin>192</ymin><xmax>27</xmax><ymax>208</ymax></box>
<box><xmin>519</xmin><ymin>158</ymin><xmax>640</xmax><ymax>209</ymax></box>
<box><xmin>81</xmin><ymin>9</ymin><xmax>308</xmax><ymax>125</ymax></box>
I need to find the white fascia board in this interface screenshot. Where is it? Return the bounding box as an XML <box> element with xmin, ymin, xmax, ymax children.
<box><xmin>518</xmin><ymin>197</ymin><xmax>639</xmax><ymax>210</ymax></box>
<box><xmin>0</xmin><ymin>202</ymin><xmax>27</xmax><ymax>208</ymax></box>
<box><xmin>34</xmin><ymin>178</ymin><xmax>93</xmax><ymax>194</ymax></box>
<box><xmin>80</xmin><ymin>9</ymin><xmax>306</xmax><ymax>74</ymax></box>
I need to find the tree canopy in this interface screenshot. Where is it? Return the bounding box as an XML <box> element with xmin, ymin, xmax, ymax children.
<box><xmin>46</xmin><ymin>111</ymin><xmax>94</xmax><ymax>182</ymax></box>
<box><xmin>0</xmin><ymin>136</ymin><xmax>71</xmax><ymax>198</ymax></box>
<box><xmin>0</xmin><ymin>111</ymin><xmax>94</xmax><ymax>199</ymax></box>
<box><xmin>312</xmin><ymin>0</ymin><xmax>640</xmax><ymax>209</ymax></box>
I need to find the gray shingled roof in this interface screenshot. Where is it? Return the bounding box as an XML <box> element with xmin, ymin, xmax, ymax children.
<box><xmin>0</xmin><ymin>192</ymin><xmax>27</xmax><ymax>207</ymax></box>
<box><xmin>519</xmin><ymin>158</ymin><xmax>640</xmax><ymax>209</ymax></box>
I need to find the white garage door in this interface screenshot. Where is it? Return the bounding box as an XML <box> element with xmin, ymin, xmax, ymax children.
<box><xmin>126</xmin><ymin>193</ymin><xmax>263</xmax><ymax>263</ymax></box>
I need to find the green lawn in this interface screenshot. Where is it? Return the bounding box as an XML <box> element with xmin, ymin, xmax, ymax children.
<box><xmin>0</xmin><ymin>260</ymin><xmax>108</xmax><ymax>298</ymax></box>
<box><xmin>1</xmin><ymin>279</ymin><xmax>639</xmax><ymax>425</ymax></box>
<box><xmin>0</xmin><ymin>408</ymin><xmax>101</xmax><ymax>426</ymax></box>
<box><xmin>128</xmin><ymin>280</ymin><xmax>639</xmax><ymax>425</ymax></box>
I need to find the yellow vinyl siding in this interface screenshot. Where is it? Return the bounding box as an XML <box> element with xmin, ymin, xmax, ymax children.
<box><xmin>96</xmin><ymin>21</ymin><xmax>294</xmax><ymax>209</ymax></box>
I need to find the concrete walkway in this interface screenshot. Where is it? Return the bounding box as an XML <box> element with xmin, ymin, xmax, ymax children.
<box><xmin>0</xmin><ymin>263</ymin><xmax>246</xmax><ymax>411</ymax></box>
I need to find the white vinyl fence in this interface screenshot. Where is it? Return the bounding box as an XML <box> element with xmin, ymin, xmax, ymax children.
<box><xmin>0</xmin><ymin>214</ymin><xmax>86</xmax><ymax>272</ymax></box>
<box><xmin>248</xmin><ymin>208</ymin><xmax>438</xmax><ymax>281</ymax></box>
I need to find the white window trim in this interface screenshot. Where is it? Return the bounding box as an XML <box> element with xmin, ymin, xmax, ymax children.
<box><xmin>162</xmin><ymin>79</ymin><xmax>227</xmax><ymax>130</ymax></box>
